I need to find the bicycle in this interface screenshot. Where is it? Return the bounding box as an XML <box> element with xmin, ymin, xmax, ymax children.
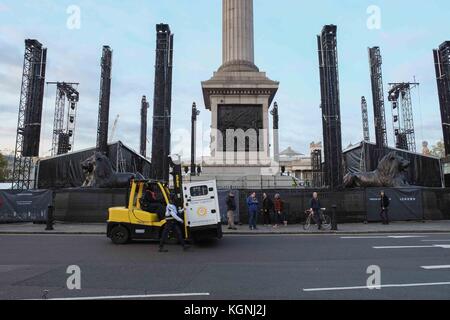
<box><xmin>303</xmin><ymin>208</ymin><xmax>331</xmax><ymax>230</ymax></box>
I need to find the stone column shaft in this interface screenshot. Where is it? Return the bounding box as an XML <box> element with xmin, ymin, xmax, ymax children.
<box><xmin>221</xmin><ymin>0</ymin><xmax>257</xmax><ymax>71</ymax></box>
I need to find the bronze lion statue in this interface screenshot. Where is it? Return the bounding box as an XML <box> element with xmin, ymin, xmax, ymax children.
<box><xmin>81</xmin><ymin>152</ymin><xmax>142</xmax><ymax>188</ymax></box>
<box><xmin>344</xmin><ymin>151</ymin><xmax>410</xmax><ymax>188</ymax></box>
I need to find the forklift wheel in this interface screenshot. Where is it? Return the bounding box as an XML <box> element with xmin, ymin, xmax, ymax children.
<box><xmin>110</xmin><ymin>225</ymin><xmax>130</xmax><ymax>245</ymax></box>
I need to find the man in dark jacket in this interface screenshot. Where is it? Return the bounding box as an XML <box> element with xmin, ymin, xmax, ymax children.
<box><xmin>310</xmin><ymin>192</ymin><xmax>322</xmax><ymax>230</ymax></box>
<box><xmin>380</xmin><ymin>191</ymin><xmax>390</xmax><ymax>225</ymax></box>
<box><xmin>141</xmin><ymin>184</ymin><xmax>165</xmax><ymax>220</ymax></box>
<box><xmin>226</xmin><ymin>192</ymin><xmax>238</xmax><ymax>230</ymax></box>
<box><xmin>262</xmin><ymin>193</ymin><xmax>273</xmax><ymax>226</ymax></box>
<box><xmin>247</xmin><ymin>192</ymin><xmax>259</xmax><ymax>230</ymax></box>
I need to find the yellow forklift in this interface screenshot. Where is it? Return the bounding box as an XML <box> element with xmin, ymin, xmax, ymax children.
<box><xmin>107</xmin><ymin>159</ymin><xmax>222</xmax><ymax>244</ymax></box>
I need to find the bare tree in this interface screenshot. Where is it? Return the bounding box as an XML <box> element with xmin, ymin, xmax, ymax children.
<box><xmin>430</xmin><ymin>141</ymin><xmax>445</xmax><ymax>159</ymax></box>
<box><xmin>0</xmin><ymin>153</ymin><xmax>9</xmax><ymax>182</ymax></box>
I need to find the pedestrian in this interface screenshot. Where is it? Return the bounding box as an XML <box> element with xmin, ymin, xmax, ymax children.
<box><xmin>273</xmin><ymin>194</ymin><xmax>286</xmax><ymax>228</ymax></box>
<box><xmin>262</xmin><ymin>193</ymin><xmax>273</xmax><ymax>227</ymax></box>
<box><xmin>247</xmin><ymin>192</ymin><xmax>259</xmax><ymax>230</ymax></box>
<box><xmin>380</xmin><ymin>191</ymin><xmax>390</xmax><ymax>225</ymax></box>
<box><xmin>159</xmin><ymin>193</ymin><xmax>190</xmax><ymax>253</ymax></box>
<box><xmin>310</xmin><ymin>192</ymin><xmax>322</xmax><ymax>230</ymax></box>
<box><xmin>226</xmin><ymin>191</ymin><xmax>238</xmax><ymax>230</ymax></box>
<box><xmin>140</xmin><ymin>183</ymin><xmax>165</xmax><ymax>220</ymax></box>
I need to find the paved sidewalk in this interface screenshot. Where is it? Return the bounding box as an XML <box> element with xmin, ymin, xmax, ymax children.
<box><xmin>0</xmin><ymin>221</ymin><xmax>449</xmax><ymax>235</ymax></box>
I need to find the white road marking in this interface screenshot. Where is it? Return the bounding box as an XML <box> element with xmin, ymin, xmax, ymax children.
<box><xmin>303</xmin><ymin>282</ymin><xmax>450</xmax><ymax>292</ymax></box>
<box><xmin>374</xmin><ymin>245</ymin><xmax>434</xmax><ymax>249</ymax></box>
<box><xmin>421</xmin><ymin>265</ymin><xmax>450</xmax><ymax>270</ymax></box>
<box><xmin>36</xmin><ymin>292</ymin><xmax>210</xmax><ymax>301</ymax></box>
<box><xmin>388</xmin><ymin>236</ymin><xmax>427</xmax><ymax>239</ymax></box>
<box><xmin>0</xmin><ymin>234</ymin><xmax>104</xmax><ymax>237</ymax></box>
<box><xmin>422</xmin><ymin>240</ymin><xmax>450</xmax><ymax>242</ymax></box>
<box><xmin>341</xmin><ymin>236</ymin><xmax>426</xmax><ymax>239</ymax></box>
<box><xmin>373</xmin><ymin>245</ymin><xmax>450</xmax><ymax>249</ymax></box>
<box><xmin>389</xmin><ymin>236</ymin><xmax>426</xmax><ymax>239</ymax></box>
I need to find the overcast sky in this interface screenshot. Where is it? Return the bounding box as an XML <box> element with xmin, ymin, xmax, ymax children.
<box><xmin>0</xmin><ymin>0</ymin><xmax>448</xmax><ymax>160</ymax></box>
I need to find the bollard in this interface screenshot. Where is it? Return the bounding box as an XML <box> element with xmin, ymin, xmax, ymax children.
<box><xmin>331</xmin><ymin>204</ymin><xmax>338</xmax><ymax>231</ymax></box>
<box><xmin>46</xmin><ymin>204</ymin><xmax>54</xmax><ymax>231</ymax></box>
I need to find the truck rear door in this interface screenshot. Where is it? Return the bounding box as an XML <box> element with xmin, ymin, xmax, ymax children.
<box><xmin>183</xmin><ymin>180</ymin><xmax>221</xmax><ymax>228</ymax></box>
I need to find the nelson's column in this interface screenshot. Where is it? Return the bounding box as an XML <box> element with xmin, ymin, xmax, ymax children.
<box><xmin>201</xmin><ymin>0</ymin><xmax>280</xmax><ymax>181</ymax></box>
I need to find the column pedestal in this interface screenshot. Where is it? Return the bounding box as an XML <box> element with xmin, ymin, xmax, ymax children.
<box><xmin>201</xmin><ymin>0</ymin><xmax>279</xmax><ymax>178</ymax></box>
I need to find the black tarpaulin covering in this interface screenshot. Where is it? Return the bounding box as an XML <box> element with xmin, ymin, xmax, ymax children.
<box><xmin>344</xmin><ymin>146</ymin><xmax>363</xmax><ymax>175</ymax></box>
<box><xmin>343</xmin><ymin>142</ymin><xmax>443</xmax><ymax>188</ymax></box>
<box><xmin>0</xmin><ymin>189</ymin><xmax>52</xmax><ymax>222</ymax></box>
<box><xmin>366</xmin><ymin>188</ymin><xmax>423</xmax><ymax>222</ymax></box>
<box><xmin>37</xmin><ymin>141</ymin><xmax>152</xmax><ymax>189</ymax></box>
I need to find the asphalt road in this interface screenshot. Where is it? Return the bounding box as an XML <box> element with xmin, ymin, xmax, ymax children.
<box><xmin>1</xmin><ymin>233</ymin><xmax>450</xmax><ymax>300</ymax></box>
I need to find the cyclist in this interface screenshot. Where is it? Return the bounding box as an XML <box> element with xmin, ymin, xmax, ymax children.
<box><xmin>309</xmin><ymin>192</ymin><xmax>323</xmax><ymax>230</ymax></box>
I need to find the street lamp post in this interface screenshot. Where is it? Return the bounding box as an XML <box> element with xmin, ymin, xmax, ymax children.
<box><xmin>191</xmin><ymin>102</ymin><xmax>200</xmax><ymax>176</ymax></box>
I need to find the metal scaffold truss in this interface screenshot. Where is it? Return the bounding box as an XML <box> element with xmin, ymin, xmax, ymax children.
<box><xmin>97</xmin><ymin>46</ymin><xmax>113</xmax><ymax>155</ymax></box>
<box><xmin>48</xmin><ymin>82</ymin><xmax>80</xmax><ymax>156</ymax></box>
<box><xmin>388</xmin><ymin>82</ymin><xmax>419</xmax><ymax>153</ymax></box>
<box><xmin>151</xmin><ymin>23</ymin><xmax>174</xmax><ymax>182</ymax></box>
<box><xmin>311</xmin><ymin>149</ymin><xmax>323</xmax><ymax>188</ymax></box>
<box><xmin>317</xmin><ymin>25</ymin><xmax>343</xmax><ymax>189</ymax></box>
<box><xmin>368</xmin><ymin>47</ymin><xmax>388</xmax><ymax>149</ymax></box>
<box><xmin>434</xmin><ymin>41</ymin><xmax>450</xmax><ymax>157</ymax></box>
<box><xmin>12</xmin><ymin>39</ymin><xmax>47</xmax><ymax>190</ymax></box>
<box><xmin>361</xmin><ymin>96</ymin><xmax>370</xmax><ymax>142</ymax></box>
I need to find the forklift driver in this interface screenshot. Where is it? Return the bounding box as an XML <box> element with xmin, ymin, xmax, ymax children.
<box><xmin>140</xmin><ymin>184</ymin><xmax>165</xmax><ymax>220</ymax></box>
<box><xmin>159</xmin><ymin>193</ymin><xmax>190</xmax><ymax>253</ymax></box>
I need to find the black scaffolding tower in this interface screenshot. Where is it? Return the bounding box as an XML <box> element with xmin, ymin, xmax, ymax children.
<box><xmin>388</xmin><ymin>82</ymin><xmax>419</xmax><ymax>153</ymax></box>
<box><xmin>317</xmin><ymin>25</ymin><xmax>343</xmax><ymax>189</ymax></box>
<box><xmin>151</xmin><ymin>24</ymin><xmax>174</xmax><ymax>183</ymax></box>
<box><xmin>368</xmin><ymin>47</ymin><xmax>388</xmax><ymax>151</ymax></box>
<box><xmin>96</xmin><ymin>46</ymin><xmax>113</xmax><ymax>155</ymax></box>
<box><xmin>434</xmin><ymin>41</ymin><xmax>450</xmax><ymax>157</ymax></box>
<box><xmin>361</xmin><ymin>96</ymin><xmax>370</xmax><ymax>142</ymax></box>
<box><xmin>311</xmin><ymin>149</ymin><xmax>323</xmax><ymax>188</ymax></box>
<box><xmin>48</xmin><ymin>82</ymin><xmax>79</xmax><ymax>156</ymax></box>
<box><xmin>11</xmin><ymin>39</ymin><xmax>47</xmax><ymax>190</ymax></box>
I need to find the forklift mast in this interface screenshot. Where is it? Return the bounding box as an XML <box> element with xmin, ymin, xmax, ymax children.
<box><xmin>169</xmin><ymin>157</ymin><xmax>184</xmax><ymax>208</ymax></box>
